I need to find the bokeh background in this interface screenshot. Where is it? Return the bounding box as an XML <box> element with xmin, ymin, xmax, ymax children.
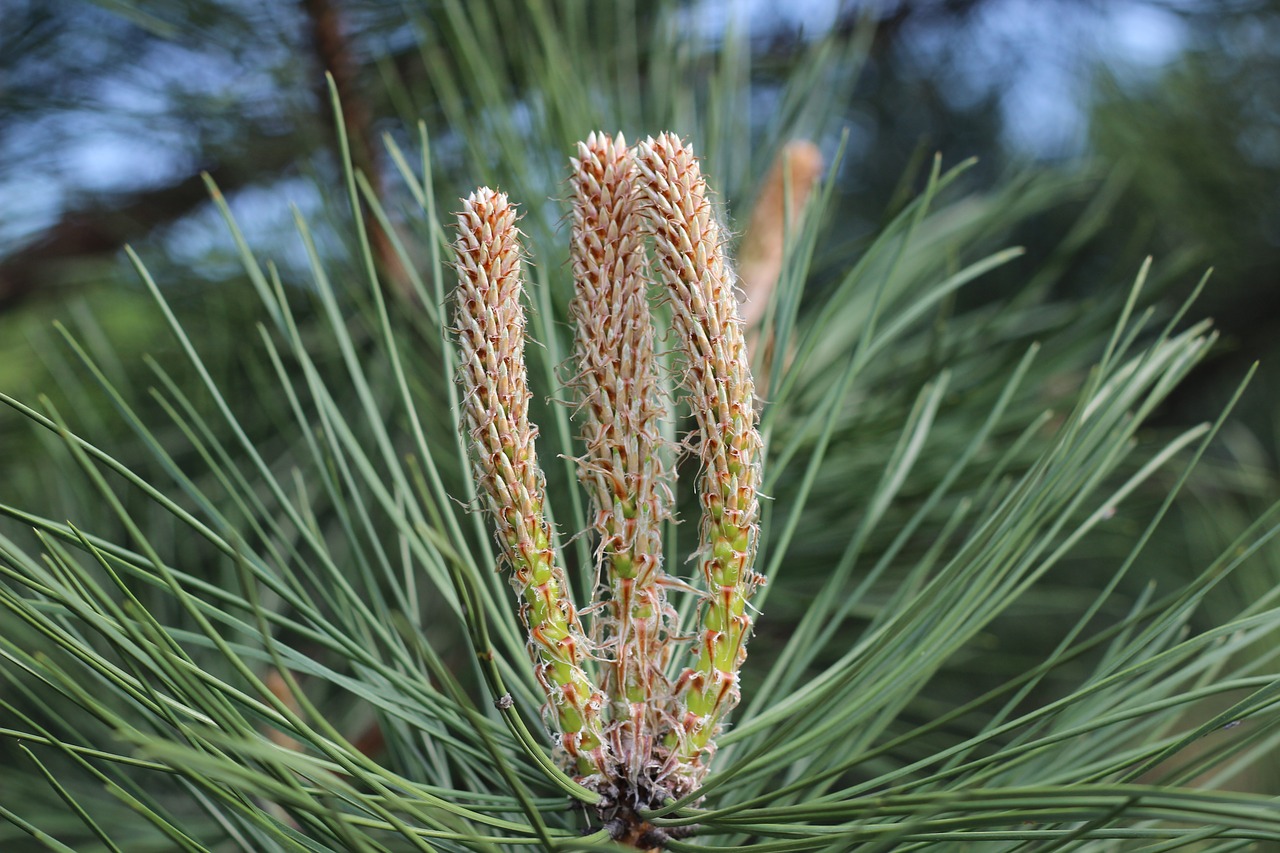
<box><xmin>3</xmin><ymin>0</ymin><xmax>1277</xmax><ymax>443</ymax></box>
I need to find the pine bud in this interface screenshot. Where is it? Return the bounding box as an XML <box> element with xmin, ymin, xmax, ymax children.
<box><xmin>634</xmin><ymin>134</ymin><xmax>766</xmax><ymax>785</ymax></box>
<box><xmin>452</xmin><ymin>188</ymin><xmax>611</xmax><ymax>778</ymax></box>
<box><xmin>569</xmin><ymin>132</ymin><xmax>675</xmax><ymax>783</ymax></box>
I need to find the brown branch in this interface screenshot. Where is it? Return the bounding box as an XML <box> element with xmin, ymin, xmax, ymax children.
<box><xmin>0</xmin><ymin>133</ymin><xmax>300</xmax><ymax>312</ymax></box>
<box><xmin>300</xmin><ymin>0</ymin><xmax>410</xmax><ymax>298</ymax></box>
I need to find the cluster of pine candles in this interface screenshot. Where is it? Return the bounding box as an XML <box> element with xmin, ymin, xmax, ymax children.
<box><xmin>451</xmin><ymin>132</ymin><xmax>792</xmax><ymax>838</ymax></box>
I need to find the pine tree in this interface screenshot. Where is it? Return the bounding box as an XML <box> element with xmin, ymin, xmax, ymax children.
<box><xmin>2</xmin><ymin>3</ymin><xmax>1279</xmax><ymax>850</ymax></box>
